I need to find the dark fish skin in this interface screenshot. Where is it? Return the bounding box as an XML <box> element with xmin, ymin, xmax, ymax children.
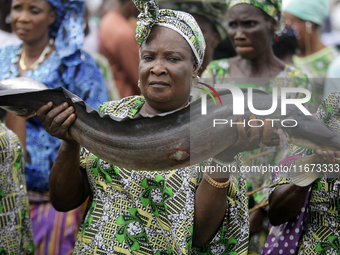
<box><xmin>0</xmin><ymin>83</ymin><xmax>339</xmax><ymax>171</ymax></box>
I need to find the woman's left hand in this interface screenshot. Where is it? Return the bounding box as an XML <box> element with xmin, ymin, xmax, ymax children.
<box><xmin>214</xmin><ymin>116</ymin><xmax>280</xmax><ymax>162</ymax></box>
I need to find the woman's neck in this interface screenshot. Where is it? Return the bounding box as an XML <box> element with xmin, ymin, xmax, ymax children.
<box><xmin>230</xmin><ymin>51</ymin><xmax>285</xmax><ymax>84</ymax></box>
<box><xmin>140</xmin><ymin>100</ymin><xmax>190</xmax><ymax>115</ymax></box>
<box><xmin>299</xmin><ymin>32</ymin><xmax>327</xmax><ymax>57</ymax></box>
<box><xmin>22</xmin><ymin>35</ymin><xmax>51</xmax><ymax>60</ymax></box>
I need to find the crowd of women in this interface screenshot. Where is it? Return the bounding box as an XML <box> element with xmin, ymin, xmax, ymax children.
<box><xmin>0</xmin><ymin>0</ymin><xmax>340</xmax><ymax>254</ymax></box>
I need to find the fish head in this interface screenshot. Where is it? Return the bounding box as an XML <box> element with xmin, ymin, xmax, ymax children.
<box><xmin>0</xmin><ymin>106</ymin><xmax>36</xmax><ymax>117</ymax></box>
<box><xmin>0</xmin><ymin>77</ymin><xmax>48</xmax><ymax>90</ymax></box>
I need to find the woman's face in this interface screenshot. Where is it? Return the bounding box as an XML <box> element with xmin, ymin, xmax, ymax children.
<box><xmin>139</xmin><ymin>26</ymin><xmax>198</xmax><ymax>112</ymax></box>
<box><xmin>11</xmin><ymin>0</ymin><xmax>56</xmax><ymax>43</ymax></box>
<box><xmin>227</xmin><ymin>4</ymin><xmax>275</xmax><ymax>59</ymax></box>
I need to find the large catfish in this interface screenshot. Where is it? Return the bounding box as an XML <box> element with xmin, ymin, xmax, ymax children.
<box><xmin>0</xmin><ymin>77</ymin><xmax>339</xmax><ymax>171</ymax></box>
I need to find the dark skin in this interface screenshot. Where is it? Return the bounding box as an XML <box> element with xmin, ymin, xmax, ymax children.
<box><xmin>5</xmin><ymin>0</ymin><xmax>56</xmax><ymax>159</ymax></box>
<box><xmin>11</xmin><ymin>0</ymin><xmax>56</xmax><ymax>77</ymax></box>
<box><xmin>283</xmin><ymin>12</ymin><xmax>326</xmax><ymax>57</ymax></box>
<box><xmin>268</xmin><ymin>149</ymin><xmax>340</xmax><ymax>226</ymax></box>
<box><xmin>227</xmin><ymin>4</ymin><xmax>285</xmax><ymax>84</ymax></box>
<box><xmin>5</xmin><ymin>113</ymin><xmax>28</xmax><ymax>160</ymax></box>
<box><xmin>225</xmin><ymin>3</ymin><xmax>286</xmax><ymax>239</ymax></box>
<box><xmin>37</xmin><ymin>26</ymin><xmax>278</xmax><ymax>247</ymax></box>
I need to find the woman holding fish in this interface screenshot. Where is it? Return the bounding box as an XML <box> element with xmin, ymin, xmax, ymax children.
<box><xmin>0</xmin><ymin>0</ymin><xmax>109</xmax><ymax>253</ymax></box>
<box><xmin>35</xmin><ymin>0</ymin><xmax>280</xmax><ymax>254</ymax></box>
<box><xmin>199</xmin><ymin>0</ymin><xmax>312</xmax><ymax>253</ymax></box>
<box><xmin>266</xmin><ymin>93</ymin><xmax>340</xmax><ymax>254</ymax></box>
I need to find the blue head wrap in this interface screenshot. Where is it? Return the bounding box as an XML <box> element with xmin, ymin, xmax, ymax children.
<box><xmin>46</xmin><ymin>0</ymin><xmax>85</xmax><ymax>63</ymax></box>
<box><xmin>284</xmin><ymin>0</ymin><xmax>330</xmax><ymax>25</ymax></box>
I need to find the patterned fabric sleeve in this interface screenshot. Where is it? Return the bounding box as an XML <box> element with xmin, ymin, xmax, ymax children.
<box><xmin>64</xmin><ymin>50</ymin><xmax>109</xmax><ymax>110</ymax></box>
<box><xmin>0</xmin><ymin>124</ymin><xmax>34</xmax><ymax>254</ymax></box>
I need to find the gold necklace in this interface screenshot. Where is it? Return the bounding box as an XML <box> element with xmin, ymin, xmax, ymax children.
<box><xmin>145</xmin><ymin>101</ymin><xmax>190</xmax><ymax>115</ymax></box>
<box><xmin>19</xmin><ymin>38</ymin><xmax>53</xmax><ymax>71</ymax></box>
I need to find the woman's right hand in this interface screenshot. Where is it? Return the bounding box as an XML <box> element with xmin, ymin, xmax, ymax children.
<box><xmin>36</xmin><ymin>102</ymin><xmax>76</xmax><ymax>142</ymax></box>
<box><xmin>214</xmin><ymin>116</ymin><xmax>280</xmax><ymax>162</ymax></box>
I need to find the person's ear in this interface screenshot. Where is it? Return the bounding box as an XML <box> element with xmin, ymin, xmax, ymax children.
<box><xmin>192</xmin><ymin>61</ymin><xmax>199</xmax><ymax>78</ymax></box>
<box><xmin>270</xmin><ymin>19</ymin><xmax>277</xmax><ymax>33</ymax></box>
<box><xmin>48</xmin><ymin>9</ymin><xmax>57</xmax><ymax>26</ymax></box>
<box><xmin>305</xmin><ymin>21</ymin><xmax>312</xmax><ymax>34</ymax></box>
<box><xmin>213</xmin><ymin>32</ymin><xmax>220</xmax><ymax>48</ymax></box>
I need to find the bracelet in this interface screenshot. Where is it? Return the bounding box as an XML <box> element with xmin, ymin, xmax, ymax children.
<box><xmin>203</xmin><ymin>172</ymin><xmax>231</xmax><ymax>189</ymax></box>
<box><xmin>212</xmin><ymin>157</ymin><xmax>235</xmax><ymax>166</ymax></box>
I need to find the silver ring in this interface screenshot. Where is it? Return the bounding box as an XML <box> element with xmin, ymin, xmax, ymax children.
<box><xmin>258</xmin><ymin>141</ymin><xmax>266</xmax><ymax>148</ymax></box>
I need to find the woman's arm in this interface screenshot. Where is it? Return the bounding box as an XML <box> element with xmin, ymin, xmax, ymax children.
<box><xmin>5</xmin><ymin>112</ymin><xmax>27</xmax><ymax>160</ymax></box>
<box><xmin>37</xmin><ymin>102</ymin><xmax>90</xmax><ymax>211</ymax></box>
<box><xmin>268</xmin><ymin>183</ymin><xmax>311</xmax><ymax>226</ymax></box>
<box><xmin>268</xmin><ymin>149</ymin><xmax>340</xmax><ymax>226</ymax></box>
<box><xmin>193</xmin><ymin>118</ymin><xmax>278</xmax><ymax>247</ymax></box>
<box><xmin>49</xmin><ymin>139</ymin><xmax>90</xmax><ymax>211</ymax></box>
<box><xmin>193</xmin><ymin>160</ymin><xmax>232</xmax><ymax>247</ymax></box>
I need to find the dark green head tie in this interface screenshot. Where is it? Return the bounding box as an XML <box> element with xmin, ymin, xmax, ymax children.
<box><xmin>226</xmin><ymin>0</ymin><xmax>284</xmax><ymax>33</ymax></box>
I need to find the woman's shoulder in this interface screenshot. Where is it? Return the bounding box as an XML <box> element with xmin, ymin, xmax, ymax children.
<box><xmin>202</xmin><ymin>58</ymin><xmax>231</xmax><ymax>81</ymax></box>
<box><xmin>277</xmin><ymin>64</ymin><xmax>309</xmax><ymax>79</ymax></box>
<box><xmin>206</xmin><ymin>58</ymin><xmax>231</xmax><ymax>72</ymax></box>
<box><xmin>98</xmin><ymin>95</ymin><xmax>145</xmax><ymax>118</ymax></box>
<box><xmin>0</xmin><ymin>44</ymin><xmax>21</xmax><ymax>58</ymax></box>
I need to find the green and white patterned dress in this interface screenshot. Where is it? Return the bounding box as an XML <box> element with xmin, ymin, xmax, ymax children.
<box><xmin>199</xmin><ymin>58</ymin><xmax>311</xmax><ymax>254</ymax></box>
<box><xmin>269</xmin><ymin>91</ymin><xmax>340</xmax><ymax>255</ymax></box>
<box><xmin>293</xmin><ymin>46</ymin><xmax>339</xmax><ymax>113</ymax></box>
<box><xmin>0</xmin><ymin>123</ymin><xmax>34</xmax><ymax>255</ymax></box>
<box><xmin>73</xmin><ymin>96</ymin><xmax>249</xmax><ymax>255</ymax></box>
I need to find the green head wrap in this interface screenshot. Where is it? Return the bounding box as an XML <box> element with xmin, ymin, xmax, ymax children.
<box><xmin>226</xmin><ymin>0</ymin><xmax>283</xmax><ymax>32</ymax></box>
<box><xmin>284</xmin><ymin>0</ymin><xmax>330</xmax><ymax>25</ymax></box>
<box><xmin>133</xmin><ymin>0</ymin><xmax>206</xmax><ymax>68</ymax></box>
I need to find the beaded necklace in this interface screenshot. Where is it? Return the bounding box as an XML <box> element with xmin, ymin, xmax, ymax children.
<box><xmin>4</xmin><ymin>38</ymin><xmax>54</xmax><ymax>79</ymax></box>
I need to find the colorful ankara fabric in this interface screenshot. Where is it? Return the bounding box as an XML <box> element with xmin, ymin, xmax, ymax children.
<box><xmin>133</xmin><ymin>0</ymin><xmax>206</xmax><ymax>68</ymax></box>
<box><xmin>158</xmin><ymin>1</ymin><xmax>228</xmax><ymax>39</ymax></box>
<box><xmin>269</xmin><ymin>91</ymin><xmax>340</xmax><ymax>254</ymax></box>
<box><xmin>200</xmin><ymin>60</ymin><xmax>311</xmax><ymax>254</ymax></box>
<box><xmin>0</xmin><ymin>44</ymin><xmax>108</xmax><ymax>254</ymax></box>
<box><xmin>46</xmin><ymin>0</ymin><xmax>85</xmax><ymax>63</ymax></box>
<box><xmin>29</xmin><ymin>202</ymin><xmax>83</xmax><ymax>255</ymax></box>
<box><xmin>226</xmin><ymin>0</ymin><xmax>283</xmax><ymax>32</ymax></box>
<box><xmin>0</xmin><ymin>46</ymin><xmax>108</xmax><ymax>192</ymax></box>
<box><xmin>74</xmin><ymin>97</ymin><xmax>249</xmax><ymax>255</ymax></box>
<box><xmin>293</xmin><ymin>47</ymin><xmax>339</xmax><ymax>113</ymax></box>
<box><xmin>284</xmin><ymin>0</ymin><xmax>330</xmax><ymax>25</ymax></box>
<box><xmin>0</xmin><ymin>0</ymin><xmax>108</xmax><ymax>253</ymax></box>
<box><xmin>0</xmin><ymin>123</ymin><xmax>34</xmax><ymax>255</ymax></box>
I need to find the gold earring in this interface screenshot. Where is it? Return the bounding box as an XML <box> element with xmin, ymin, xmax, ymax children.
<box><xmin>138</xmin><ymin>80</ymin><xmax>140</xmax><ymax>88</ymax></box>
<box><xmin>192</xmin><ymin>75</ymin><xmax>201</xmax><ymax>87</ymax></box>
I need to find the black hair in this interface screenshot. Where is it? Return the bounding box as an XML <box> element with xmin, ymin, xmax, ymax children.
<box><xmin>0</xmin><ymin>0</ymin><xmax>12</xmax><ymax>33</ymax></box>
<box><xmin>213</xmin><ymin>36</ymin><xmax>237</xmax><ymax>60</ymax></box>
<box><xmin>272</xmin><ymin>25</ymin><xmax>299</xmax><ymax>60</ymax></box>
